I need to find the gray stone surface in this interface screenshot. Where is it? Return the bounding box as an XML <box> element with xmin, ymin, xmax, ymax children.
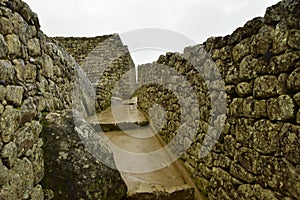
<box><xmin>54</xmin><ymin>34</ymin><xmax>137</xmax><ymax>112</ymax></box>
<box><xmin>0</xmin><ymin>0</ymin><xmax>108</xmax><ymax>199</ymax></box>
<box><xmin>137</xmin><ymin>0</ymin><xmax>300</xmax><ymax>199</ymax></box>
<box><xmin>41</xmin><ymin>110</ymin><xmax>127</xmax><ymax>200</ymax></box>
<box><xmin>1</xmin><ymin>0</ymin><xmax>300</xmax><ymax>199</ymax></box>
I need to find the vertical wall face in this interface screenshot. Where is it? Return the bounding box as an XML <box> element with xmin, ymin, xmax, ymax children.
<box><xmin>0</xmin><ymin>1</ymin><xmax>129</xmax><ymax>200</ymax></box>
<box><xmin>0</xmin><ymin>0</ymin><xmax>76</xmax><ymax>199</ymax></box>
<box><xmin>137</xmin><ymin>0</ymin><xmax>300</xmax><ymax>199</ymax></box>
<box><xmin>54</xmin><ymin>35</ymin><xmax>137</xmax><ymax>112</ymax></box>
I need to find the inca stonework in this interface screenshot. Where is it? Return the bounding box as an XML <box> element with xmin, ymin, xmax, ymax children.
<box><xmin>0</xmin><ymin>0</ymin><xmax>299</xmax><ymax>200</ymax></box>
<box><xmin>137</xmin><ymin>0</ymin><xmax>300</xmax><ymax>199</ymax></box>
<box><xmin>0</xmin><ymin>0</ymin><xmax>127</xmax><ymax>199</ymax></box>
<box><xmin>54</xmin><ymin>35</ymin><xmax>136</xmax><ymax>111</ymax></box>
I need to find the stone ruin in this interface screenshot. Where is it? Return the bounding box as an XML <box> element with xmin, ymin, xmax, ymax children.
<box><xmin>0</xmin><ymin>0</ymin><xmax>299</xmax><ymax>199</ymax></box>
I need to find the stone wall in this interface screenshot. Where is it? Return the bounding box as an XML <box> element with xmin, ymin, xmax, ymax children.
<box><xmin>137</xmin><ymin>0</ymin><xmax>300</xmax><ymax>199</ymax></box>
<box><xmin>0</xmin><ymin>0</ymin><xmax>75</xmax><ymax>199</ymax></box>
<box><xmin>0</xmin><ymin>0</ymin><xmax>127</xmax><ymax>199</ymax></box>
<box><xmin>53</xmin><ymin>35</ymin><xmax>112</xmax><ymax>65</ymax></box>
<box><xmin>54</xmin><ymin>34</ymin><xmax>136</xmax><ymax>112</ymax></box>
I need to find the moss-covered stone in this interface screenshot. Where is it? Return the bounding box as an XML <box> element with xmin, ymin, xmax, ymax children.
<box><xmin>41</xmin><ymin>110</ymin><xmax>127</xmax><ymax>200</ymax></box>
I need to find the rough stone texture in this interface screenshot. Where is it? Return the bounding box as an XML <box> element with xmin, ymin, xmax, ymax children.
<box><xmin>0</xmin><ymin>0</ymin><xmax>74</xmax><ymax>199</ymax></box>
<box><xmin>137</xmin><ymin>0</ymin><xmax>300</xmax><ymax>199</ymax></box>
<box><xmin>267</xmin><ymin>95</ymin><xmax>296</xmax><ymax>121</ymax></box>
<box><xmin>41</xmin><ymin>110</ymin><xmax>127</xmax><ymax>200</ymax></box>
<box><xmin>53</xmin><ymin>36</ymin><xmax>112</xmax><ymax>65</ymax></box>
<box><xmin>0</xmin><ymin>0</ymin><xmax>128</xmax><ymax>199</ymax></box>
<box><xmin>54</xmin><ymin>35</ymin><xmax>137</xmax><ymax>112</ymax></box>
<box><xmin>1</xmin><ymin>0</ymin><xmax>300</xmax><ymax>199</ymax></box>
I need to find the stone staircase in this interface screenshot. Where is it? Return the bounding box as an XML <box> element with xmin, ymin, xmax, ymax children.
<box><xmin>88</xmin><ymin>104</ymin><xmax>197</xmax><ymax>200</ymax></box>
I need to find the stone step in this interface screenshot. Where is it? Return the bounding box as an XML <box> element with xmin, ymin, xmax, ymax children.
<box><xmin>124</xmin><ymin>184</ymin><xmax>194</xmax><ymax>200</ymax></box>
<box><xmin>104</xmin><ymin>128</ymin><xmax>195</xmax><ymax>200</ymax></box>
<box><xmin>90</xmin><ymin>105</ymin><xmax>196</xmax><ymax>200</ymax></box>
<box><xmin>88</xmin><ymin>105</ymin><xmax>149</xmax><ymax>132</ymax></box>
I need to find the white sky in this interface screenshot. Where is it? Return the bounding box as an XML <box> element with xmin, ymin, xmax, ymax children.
<box><xmin>23</xmin><ymin>0</ymin><xmax>281</xmax><ymax>64</ymax></box>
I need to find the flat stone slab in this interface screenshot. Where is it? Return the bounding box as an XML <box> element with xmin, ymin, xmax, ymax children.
<box><xmin>88</xmin><ymin>105</ymin><xmax>149</xmax><ymax>131</ymax></box>
<box><xmin>90</xmin><ymin>105</ymin><xmax>195</xmax><ymax>199</ymax></box>
<box><xmin>104</xmin><ymin>129</ymin><xmax>194</xmax><ymax>200</ymax></box>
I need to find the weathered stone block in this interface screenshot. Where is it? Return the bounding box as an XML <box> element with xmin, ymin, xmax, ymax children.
<box><xmin>0</xmin><ymin>16</ymin><xmax>13</xmax><ymax>35</ymax></box>
<box><xmin>0</xmin><ymin>184</ymin><xmax>18</xmax><ymax>200</ymax></box>
<box><xmin>225</xmin><ymin>85</ymin><xmax>235</xmax><ymax>94</ymax></box>
<box><xmin>253</xmin><ymin>99</ymin><xmax>268</xmax><ymax>118</ymax></box>
<box><xmin>287</xmin><ymin>67</ymin><xmax>300</xmax><ymax>92</ymax></box>
<box><xmin>267</xmin><ymin>95</ymin><xmax>295</xmax><ymax>121</ymax></box>
<box><xmin>236</xmin><ymin>82</ymin><xmax>252</xmax><ymax>97</ymax></box>
<box><xmin>0</xmin><ymin>159</ymin><xmax>10</xmax><ymax>187</ymax></box>
<box><xmin>238</xmin><ymin>147</ymin><xmax>260</xmax><ymax>175</ymax></box>
<box><xmin>234</xmin><ymin>118</ymin><xmax>254</xmax><ymax>147</ymax></box>
<box><xmin>33</xmin><ymin>96</ymin><xmax>46</xmax><ymax>112</ymax></box>
<box><xmin>232</xmin><ymin>38</ymin><xmax>251</xmax><ymax>63</ymax></box>
<box><xmin>288</xmin><ymin>29</ymin><xmax>300</xmax><ymax>50</ymax></box>
<box><xmin>12</xmin><ymin>58</ymin><xmax>25</xmax><ymax>79</ymax></box>
<box><xmin>273</xmin><ymin>20</ymin><xmax>290</xmax><ymax>54</ymax></box>
<box><xmin>210</xmin><ymin>167</ymin><xmax>241</xmax><ymax>198</ymax></box>
<box><xmin>242</xmin><ymin>96</ymin><xmax>255</xmax><ymax>117</ymax></box>
<box><xmin>42</xmin><ymin>54</ymin><xmax>53</xmax><ymax>78</ymax></box>
<box><xmin>279</xmin><ymin>159</ymin><xmax>300</xmax><ymax>198</ymax></box>
<box><xmin>239</xmin><ymin>55</ymin><xmax>258</xmax><ymax>81</ymax></box>
<box><xmin>0</xmin><ymin>103</ymin><xmax>3</xmax><ymax>114</ymax></box>
<box><xmin>15</xmin><ymin>121</ymin><xmax>42</xmax><ymax>157</ymax></box>
<box><xmin>29</xmin><ymin>185</ymin><xmax>44</xmax><ymax>200</ymax></box>
<box><xmin>0</xmin><ymin>59</ymin><xmax>15</xmax><ymax>84</ymax></box>
<box><xmin>25</xmin><ymin>139</ymin><xmax>44</xmax><ymax>185</ymax></box>
<box><xmin>294</xmin><ymin>92</ymin><xmax>300</xmax><ymax>106</ymax></box>
<box><xmin>250</xmin><ymin>25</ymin><xmax>274</xmax><ymax>57</ymax></box>
<box><xmin>28</xmin><ymin>38</ymin><xmax>41</xmax><ymax>56</ymax></box>
<box><xmin>41</xmin><ymin>110</ymin><xmax>127</xmax><ymax>200</ymax></box>
<box><xmin>20</xmin><ymin>97</ymin><xmax>37</xmax><ymax>124</ymax></box>
<box><xmin>236</xmin><ymin>184</ymin><xmax>254</xmax><ymax>199</ymax></box>
<box><xmin>212</xmin><ymin>153</ymin><xmax>231</xmax><ymax>169</ymax></box>
<box><xmin>0</xmin><ymin>106</ymin><xmax>21</xmax><ymax>143</ymax></box>
<box><xmin>296</xmin><ymin>110</ymin><xmax>300</xmax><ymax>125</ymax></box>
<box><xmin>253</xmin><ymin>75</ymin><xmax>279</xmax><ymax>98</ymax></box>
<box><xmin>225</xmin><ymin>66</ymin><xmax>240</xmax><ymax>84</ymax></box>
<box><xmin>269</xmin><ymin>52</ymin><xmax>300</xmax><ymax>74</ymax></box>
<box><xmin>5</xmin><ymin>33</ymin><xmax>21</xmax><ymax>58</ymax></box>
<box><xmin>12</xmin><ymin>158</ymin><xmax>34</xmax><ymax>199</ymax></box>
<box><xmin>43</xmin><ymin>189</ymin><xmax>54</xmax><ymax>200</ymax></box>
<box><xmin>277</xmin><ymin>73</ymin><xmax>289</xmax><ymax>94</ymax></box>
<box><xmin>0</xmin><ymin>85</ymin><xmax>6</xmax><ymax>101</ymax></box>
<box><xmin>23</xmin><ymin>62</ymin><xmax>37</xmax><ymax>81</ymax></box>
<box><xmin>1</xmin><ymin>141</ymin><xmax>17</xmax><ymax>168</ymax></box>
<box><xmin>280</xmin><ymin>123</ymin><xmax>300</xmax><ymax>164</ymax></box>
<box><xmin>5</xmin><ymin>85</ymin><xmax>24</xmax><ymax>106</ymax></box>
<box><xmin>253</xmin><ymin>120</ymin><xmax>280</xmax><ymax>154</ymax></box>
<box><xmin>223</xmin><ymin>135</ymin><xmax>237</xmax><ymax>159</ymax></box>
<box><xmin>230</xmin><ymin>162</ymin><xmax>255</xmax><ymax>183</ymax></box>
<box><xmin>237</xmin><ymin>184</ymin><xmax>277</xmax><ymax>200</ymax></box>
<box><xmin>0</xmin><ymin>34</ymin><xmax>8</xmax><ymax>58</ymax></box>
<box><xmin>195</xmin><ymin>176</ymin><xmax>209</xmax><ymax>195</ymax></box>
<box><xmin>229</xmin><ymin>98</ymin><xmax>243</xmax><ymax>117</ymax></box>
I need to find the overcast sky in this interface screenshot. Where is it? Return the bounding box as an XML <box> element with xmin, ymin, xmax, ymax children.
<box><xmin>23</xmin><ymin>0</ymin><xmax>280</xmax><ymax>64</ymax></box>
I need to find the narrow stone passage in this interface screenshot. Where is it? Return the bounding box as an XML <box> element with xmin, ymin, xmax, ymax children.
<box><xmin>89</xmin><ymin>104</ymin><xmax>196</xmax><ymax>200</ymax></box>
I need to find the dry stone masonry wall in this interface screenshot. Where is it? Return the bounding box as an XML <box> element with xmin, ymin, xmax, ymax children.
<box><xmin>53</xmin><ymin>35</ymin><xmax>113</xmax><ymax>65</ymax></box>
<box><xmin>54</xmin><ymin>34</ymin><xmax>136</xmax><ymax>112</ymax></box>
<box><xmin>137</xmin><ymin>0</ymin><xmax>300</xmax><ymax>199</ymax></box>
<box><xmin>0</xmin><ymin>0</ymin><xmax>127</xmax><ymax>199</ymax></box>
<box><xmin>0</xmin><ymin>0</ymin><xmax>75</xmax><ymax>199</ymax></box>
<box><xmin>0</xmin><ymin>0</ymin><xmax>299</xmax><ymax>199</ymax></box>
